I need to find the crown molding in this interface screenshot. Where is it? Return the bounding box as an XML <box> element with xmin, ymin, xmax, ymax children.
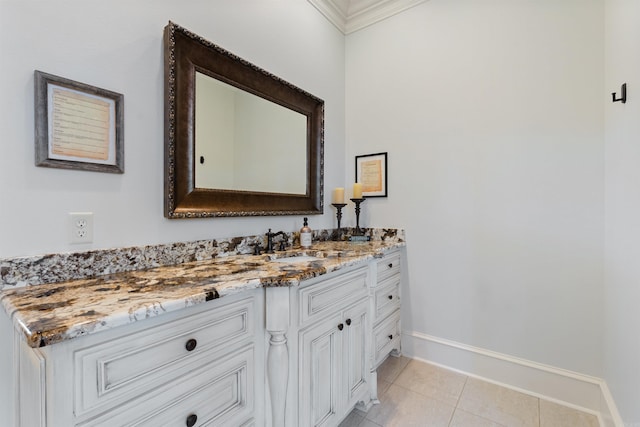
<box><xmin>308</xmin><ymin>0</ymin><xmax>428</xmax><ymax>34</ymax></box>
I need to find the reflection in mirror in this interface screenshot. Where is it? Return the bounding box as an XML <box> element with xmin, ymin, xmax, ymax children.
<box><xmin>195</xmin><ymin>72</ymin><xmax>306</xmax><ymax>194</ymax></box>
<box><xmin>164</xmin><ymin>21</ymin><xmax>324</xmax><ymax>218</ymax></box>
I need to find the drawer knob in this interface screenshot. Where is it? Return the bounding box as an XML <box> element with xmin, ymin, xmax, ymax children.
<box><xmin>186</xmin><ymin>414</ymin><xmax>198</xmax><ymax>427</ymax></box>
<box><xmin>388</xmin><ymin>263</ymin><xmax>393</xmax><ymax>269</ymax></box>
<box><xmin>338</xmin><ymin>323</ymin><xmax>344</xmax><ymax>331</ymax></box>
<box><xmin>185</xmin><ymin>338</ymin><xmax>198</xmax><ymax>352</ymax></box>
<box><xmin>345</xmin><ymin>318</ymin><xmax>352</xmax><ymax>326</ymax></box>
<box><xmin>388</xmin><ymin>334</ymin><xmax>393</xmax><ymax>340</ymax></box>
<box><xmin>388</xmin><ymin>295</ymin><xmax>393</xmax><ymax>300</ymax></box>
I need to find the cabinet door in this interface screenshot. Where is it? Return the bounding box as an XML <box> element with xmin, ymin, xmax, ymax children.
<box><xmin>299</xmin><ymin>312</ymin><xmax>342</xmax><ymax>427</ymax></box>
<box><xmin>342</xmin><ymin>300</ymin><xmax>369</xmax><ymax>409</ymax></box>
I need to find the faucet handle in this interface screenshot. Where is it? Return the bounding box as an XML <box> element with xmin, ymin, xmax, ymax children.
<box><xmin>253</xmin><ymin>243</ymin><xmax>263</xmax><ymax>255</ymax></box>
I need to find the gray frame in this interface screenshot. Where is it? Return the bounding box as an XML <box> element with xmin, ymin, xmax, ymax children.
<box><xmin>34</xmin><ymin>70</ymin><xmax>124</xmax><ymax>174</ymax></box>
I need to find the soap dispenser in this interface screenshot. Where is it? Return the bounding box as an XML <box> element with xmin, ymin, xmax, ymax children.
<box><xmin>300</xmin><ymin>217</ymin><xmax>312</xmax><ymax>249</ymax></box>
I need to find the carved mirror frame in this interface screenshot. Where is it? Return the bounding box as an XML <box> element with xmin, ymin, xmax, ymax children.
<box><xmin>163</xmin><ymin>22</ymin><xmax>324</xmax><ymax>218</ymax></box>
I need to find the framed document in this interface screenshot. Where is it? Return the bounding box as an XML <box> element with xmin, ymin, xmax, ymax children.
<box><xmin>355</xmin><ymin>152</ymin><xmax>387</xmax><ymax>198</ymax></box>
<box><xmin>34</xmin><ymin>70</ymin><xmax>124</xmax><ymax>173</ymax></box>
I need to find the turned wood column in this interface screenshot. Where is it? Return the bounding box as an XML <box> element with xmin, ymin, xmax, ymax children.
<box><xmin>266</xmin><ymin>287</ymin><xmax>290</xmax><ymax>427</ymax></box>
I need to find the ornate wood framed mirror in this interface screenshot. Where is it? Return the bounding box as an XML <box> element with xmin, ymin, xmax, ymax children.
<box><xmin>164</xmin><ymin>22</ymin><xmax>324</xmax><ymax>218</ymax></box>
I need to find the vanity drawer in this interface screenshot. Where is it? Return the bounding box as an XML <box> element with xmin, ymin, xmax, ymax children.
<box><xmin>373</xmin><ymin>276</ymin><xmax>400</xmax><ymax>323</ymax></box>
<box><xmin>74</xmin><ymin>296</ymin><xmax>256</xmax><ymax>419</ymax></box>
<box><xmin>373</xmin><ymin>309</ymin><xmax>400</xmax><ymax>368</ymax></box>
<box><xmin>298</xmin><ymin>266</ymin><xmax>368</xmax><ymax>325</ymax></box>
<box><xmin>80</xmin><ymin>344</ymin><xmax>255</xmax><ymax>427</ymax></box>
<box><xmin>376</xmin><ymin>251</ymin><xmax>401</xmax><ymax>284</ymax></box>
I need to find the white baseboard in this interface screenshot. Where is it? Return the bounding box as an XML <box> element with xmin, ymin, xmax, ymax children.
<box><xmin>402</xmin><ymin>330</ymin><xmax>624</xmax><ymax>427</ymax></box>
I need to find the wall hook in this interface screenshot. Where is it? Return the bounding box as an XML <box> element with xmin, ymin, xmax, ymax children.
<box><xmin>612</xmin><ymin>83</ymin><xmax>627</xmax><ymax>103</ymax></box>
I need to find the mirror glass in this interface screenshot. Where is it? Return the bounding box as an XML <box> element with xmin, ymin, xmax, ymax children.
<box><xmin>163</xmin><ymin>22</ymin><xmax>324</xmax><ymax>218</ymax></box>
<box><xmin>195</xmin><ymin>72</ymin><xmax>306</xmax><ymax>194</ymax></box>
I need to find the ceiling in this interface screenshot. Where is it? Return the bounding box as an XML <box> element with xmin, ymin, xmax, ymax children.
<box><xmin>307</xmin><ymin>0</ymin><xmax>427</xmax><ymax>34</ymax></box>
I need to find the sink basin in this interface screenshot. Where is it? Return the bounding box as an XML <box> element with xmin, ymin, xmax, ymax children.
<box><xmin>270</xmin><ymin>255</ymin><xmax>321</xmax><ymax>263</ymax></box>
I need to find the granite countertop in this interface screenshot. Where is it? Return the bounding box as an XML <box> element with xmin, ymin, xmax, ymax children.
<box><xmin>0</xmin><ymin>240</ymin><xmax>404</xmax><ymax>349</ymax></box>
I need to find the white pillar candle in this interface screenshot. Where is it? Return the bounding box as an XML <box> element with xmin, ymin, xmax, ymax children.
<box><xmin>353</xmin><ymin>183</ymin><xmax>363</xmax><ymax>199</ymax></box>
<box><xmin>332</xmin><ymin>187</ymin><xmax>345</xmax><ymax>204</ymax></box>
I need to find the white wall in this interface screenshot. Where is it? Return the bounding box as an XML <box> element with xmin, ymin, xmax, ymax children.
<box><xmin>0</xmin><ymin>0</ymin><xmax>345</xmax><ymax>259</ymax></box>
<box><xmin>604</xmin><ymin>0</ymin><xmax>640</xmax><ymax>423</ymax></box>
<box><xmin>346</xmin><ymin>0</ymin><xmax>605</xmax><ymax>376</ymax></box>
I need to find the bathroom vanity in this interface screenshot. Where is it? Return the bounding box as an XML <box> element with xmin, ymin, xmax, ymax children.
<box><xmin>0</xmin><ymin>237</ymin><xmax>404</xmax><ymax>427</ymax></box>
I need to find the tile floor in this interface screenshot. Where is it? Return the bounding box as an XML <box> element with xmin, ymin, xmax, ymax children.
<box><xmin>339</xmin><ymin>356</ymin><xmax>600</xmax><ymax>427</ymax></box>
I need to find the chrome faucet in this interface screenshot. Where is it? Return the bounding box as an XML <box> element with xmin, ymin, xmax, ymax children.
<box><xmin>265</xmin><ymin>229</ymin><xmax>286</xmax><ymax>253</ymax></box>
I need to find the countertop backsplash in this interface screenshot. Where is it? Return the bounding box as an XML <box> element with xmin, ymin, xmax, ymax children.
<box><xmin>0</xmin><ymin>228</ymin><xmax>405</xmax><ymax>290</ymax></box>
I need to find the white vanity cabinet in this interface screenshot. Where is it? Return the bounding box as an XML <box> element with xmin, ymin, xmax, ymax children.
<box><xmin>295</xmin><ymin>267</ymin><xmax>370</xmax><ymax>427</ymax></box>
<box><xmin>7</xmin><ymin>246</ymin><xmax>406</xmax><ymax>427</ymax></box>
<box><xmin>16</xmin><ymin>289</ymin><xmax>265</xmax><ymax>427</ymax></box>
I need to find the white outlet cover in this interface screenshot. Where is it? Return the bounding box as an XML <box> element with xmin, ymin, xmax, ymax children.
<box><xmin>69</xmin><ymin>212</ymin><xmax>93</xmax><ymax>244</ymax></box>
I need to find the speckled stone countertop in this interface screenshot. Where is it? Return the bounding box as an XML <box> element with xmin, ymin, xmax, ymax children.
<box><xmin>1</xmin><ymin>239</ymin><xmax>404</xmax><ymax>349</ymax></box>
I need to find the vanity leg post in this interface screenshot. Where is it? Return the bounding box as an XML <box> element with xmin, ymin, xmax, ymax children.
<box><xmin>268</xmin><ymin>331</ymin><xmax>288</xmax><ymax>426</ymax></box>
<box><xmin>266</xmin><ymin>287</ymin><xmax>290</xmax><ymax>427</ymax></box>
<box><xmin>370</xmin><ymin>369</ymin><xmax>380</xmax><ymax>405</ymax></box>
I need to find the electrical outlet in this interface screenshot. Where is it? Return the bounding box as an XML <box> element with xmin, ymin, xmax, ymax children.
<box><xmin>69</xmin><ymin>212</ymin><xmax>93</xmax><ymax>244</ymax></box>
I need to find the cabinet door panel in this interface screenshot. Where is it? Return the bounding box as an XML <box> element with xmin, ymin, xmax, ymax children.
<box><xmin>343</xmin><ymin>301</ymin><xmax>369</xmax><ymax>407</ymax></box>
<box><xmin>299</xmin><ymin>313</ymin><xmax>342</xmax><ymax>427</ymax></box>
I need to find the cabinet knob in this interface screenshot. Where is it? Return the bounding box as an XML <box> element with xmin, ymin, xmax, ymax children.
<box><xmin>186</xmin><ymin>414</ymin><xmax>198</xmax><ymax>427</ymax></box>
<box><xmin>185</xmin><ymin>338</ymin><xmax>198</xmax><ymax>352</ymax></box>
<box><xmin>338</xmin><ymin>323</ymin><xmax>344</xmax><ymax>331</ymax></box>
<box><xmin>388</xmin><ymin>295</ymin><xmax>393</xmax><ymax>300</ymax></box>
<box><xmin>388</xmin><ymin>263</ymin><xmax>393</xmax><ymax>269</ymax></box>
<box><xmin>345</xmin><ymin>318</ymin><xmax>352</xmax><ymax>326</ymax></box>
<box><xmin>388</xmin><ymin>334</ymin><xmax>393</xmax><ymax>340</ymax></box>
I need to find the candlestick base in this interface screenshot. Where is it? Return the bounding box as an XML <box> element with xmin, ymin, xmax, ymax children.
<box><xmin>331</xmin><ymin>203</ymin><xmax>347</xmax><ymax>228</ymax></box>
<box><xmin>350</xmin><ymin>198</ymin><xmax>366</xmax><ymax>236</ymax></box>
<box><xmin>331</xmin><ymin>203</ymin><xmax>347</xmax><ymax>241</ymax></box>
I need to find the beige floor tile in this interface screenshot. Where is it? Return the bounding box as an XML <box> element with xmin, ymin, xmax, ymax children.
<box><xmin>377</xmin><ymin>378</ymin><xmax>392</xmax><ymax>397</ymax></box>
<box><xmin>376</xmin><ymin>355</ymin><xmax>411</xmax><ymax>383</ymax></box>
<box><xmin>394</xmin><ymin>360</ymin><xmax>467</xmax><ymax>406</ymax></box>
<box><xmin>540</xmin><ymin>400</ymin><xmax>599</xmax><ymax>427</ymax></box>
<box><xmin>457</xmin><ymin>378</ymin><xmax>539</xmax><ymax>427</ymax></box>
<box><xmin>449</xmin><ymin>408</ymin><xmax>506</xmax><ymax>427</ymax></box>
<box><xmin>338</xmin><ymin>410</ymin><xmax>365</xmax><ymax>427</ymax></box>
<box><xmin>358</xmin><ymin>419</ymin><xmax>383</xmax><ymax>427</ymax></box>
<box><xmin>365</xmin><ymin>384</ymin><xmax>455</xmax><ymax>427</ymax></box>
<box><xmin>349</xmin><ymin>357</ymin><xmax>601</xmax><ymax>427</ymax></box>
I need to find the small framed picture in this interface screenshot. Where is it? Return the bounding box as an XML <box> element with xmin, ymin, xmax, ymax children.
<box><xmin>355</xmin><ymin>152</ymin><xmax>388</xmax><ymax>198</ymax></box>
<box><xmin>34</xmin><ymin>70</ymin><xmax>124</xmax><ymax>173</ymax></box>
